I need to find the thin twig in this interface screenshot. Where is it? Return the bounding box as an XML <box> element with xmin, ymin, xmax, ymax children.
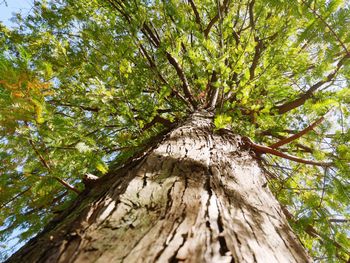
<box><xmin>51</xmin><ymin>177</ymin><xmax>81</xmax><ymax>194</ymax></box>
<box><xmin>25</xmin><ymin>123</ymin><xmax>81</xmax><ymax>194</ymax></box>
<box><xmin>282</xmin><ymin>206</ymin><xmax>350</xmax><ymax>262</ymax></box>
<box><xmin>301</xmin><ymin>0</ymin><xmax>349</xmax><ymax>56</ymax></box>
<box><xmin>0</xmin><ymin>187</ymin><xmax>31</xmax><ymax>209</ymax></box>
<box><xmin>48</xmin><ymin>100</ymin><xmax>100</xmax><ymax>112</ymax></box>
<box><xmin>318</xmin><ymin>167</ymin><xmax>328</xmax><ymax>208</ymax></box>
<box><xmin>328</xmin><ymin>219</ymin><xmax>349</xmax><ymax>223</ymax></box>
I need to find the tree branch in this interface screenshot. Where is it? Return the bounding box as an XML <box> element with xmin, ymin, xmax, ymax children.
<box><xmin>249</xmin><ymin>38</ymin><xmax>263</xmax><ymax>80</ymax></box>
<box><xmin>51</xmin><ymin>177</ymin><xmax>81</xmax><ymax>194</ymax></box>
<box><xmin>188</xmin><ymin>0</ymin><xmax>202</xmax><ymax>30</ymax></box>
<box><xmin>243</xmin><ymin>137</ymin><xmax>332</xmax><ymax>167</ymax></box>
<box><xmin>248</xmin><ymin>0</ymin><xmax>255</xmax><ymax>29</ymax></box>
<box><xmin>328</xmin><ymin>219</ymin><xmax>349</xmax><ymax>223</ymax></box>
<box><xmin>165</xmin><ymin>52</ymin><xmax>197</xmax><ymax>109</ymax></box>
<box><xmin>142</xmin><ymin>115</ymin><xmax>174</xmax><ymax>131</ymax></box>
<box><xmin>0</xmin><ymin>187</ymin><xmax>32</xmax><ymax>209</ymax></box>
<box><xmin>142</xmin><ymin>23</ymin><xmax>161</xmax><ymax>47</ymax></box>
<box><xmin>140</xmin><ymin>23</ymin><xmax>197</xmax><ymax>109</ymax></box>
<box><xmin>269</xmin><ymin>115</ymin><xmax>325</xmax><ymax>149</ymax></box>
<box><xmin>260</xmin><ymin>131</ymin><xmax>313</xmax><ymax>153</ymax></box>
<box><xmin>107</xmin><ymin>1</ymin><xmax>197</xmax><ymax>110</ymax></box>
<box><xmin>203</xmin><ymin>0</ymin><xmax>230</xmax><ymax>37</ymax></box>
<box><xmin>29</xmin><ymin>138</ymin><xmax>81</xmax><ymax>194</ymax></box>
<box><xmin>28</xmin><ymin>138</ymin><xmax>51</xmax><ymax>171</ymax></box>
<box><xmin>301</xmin><ymin>0</ymin><xmax>349</xmax><ymax>56</ymax></box>
<box><xmin>275</xmin><ymin>55</ymin><xmax>348</xmax><ymax>114</ymax></box>
<box><xmin>282</xmin><ymin>206</ymin><xmax>350</xmax><ymax>262</ymax></box>
<box><xmin>205</xmin><ymin>71</ymin><xmax>219</xmax><ymax>110</ymax></box>
<box><xmin>105</xmin><ymin>0</ymin><xmax>131</xmax><ymax>24</ymax></box>
<box><xmin>48</xmin><ymin>100</ymin><xmax>100</xmax><ymax>112</ymax></box>
<box><xmin>138</xmin><ymin>44</ymin><xmax>192</xmax><ymax>108</ymax></box>
<box><xmin>26</xmin><ymin>124</ymin><xmax>81</xmax><ymax>194</ymax></box>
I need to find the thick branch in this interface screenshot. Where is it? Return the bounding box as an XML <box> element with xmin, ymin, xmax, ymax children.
<box><xmin>275</xmin><ymin>56</ymin><xmax>348</xmax><ymax>114</ymax></box>
<box><xmin>248</xmin><ymin>0</ymin><xmax>255</xmax><ymax>30</ymax></box>
<box><xmin>165</xmin><ymin>52</ymin><xmax>197</xmax><ymax>109</ymax></box>
<box><xmin>203</xmin><ymin>0</ymin><xmax>230</xmax><ymax>37</ymax></box>
<box><xmin>204</xmin><ymin>0</ymin><xmax>226</xmax><ymax>110</ymax></box>
<box><xmin>260</xmin><ymin>131</ymin><xmax>313</xmax><ymax>153</ymax></box>
<box><xmin>188</xmin><ymin>0</ymin><xmax>202</xmax><ymax>30</ymax></box>
<box><xmin>243</xmin><ymin>137</ymin><xmax>332</xmax><ymax>167</ymax></box>
<box><xmin>249</xmin><ymin>38</ymin><xmax>263</xmax><ymax>80</ymax></box>
<box><xmin>51</xmin><ymin>177</ymin><xmax>81</xmax><ymax>195</ymax></box>
<box><xmin>142</xmin><ymin>115</ymin><xmax>174</xmax><ymax>131</ymax></box>
<box><xmin>269</xmin><ymin>115</ymin><xmax>325</xmax><ymax>149</ymax></box>
<box><xmin>138</xmin><ymin>44</ymin><xmax>191</xmax><ymax>108</ymax></box>
<box><xmin>205</xmin><ymin>71</ymin><xmax>219</xmax><ymax>110</ymax></box>
<box><xmin>142</xmin><ymin>23</ymin><xmax>160</xmax><ymax>47</ymax></box>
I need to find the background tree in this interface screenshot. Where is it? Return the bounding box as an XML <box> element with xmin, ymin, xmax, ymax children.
<box><xmin>0</xmin><ymin>0</ymin><xmax>349</xmax><ymax>262</ymax></box>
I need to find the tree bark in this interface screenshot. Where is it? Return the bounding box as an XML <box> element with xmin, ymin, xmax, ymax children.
<box><xmin>7</xmin><ymin>111</ymin><xmax>311</xmax><ymax>263</ymax></box>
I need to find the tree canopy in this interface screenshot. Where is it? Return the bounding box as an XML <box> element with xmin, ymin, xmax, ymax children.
<box><xmin>0</xmin><ymin>0</ymin><xmax>349</xmax><ymax>261</ymax></box>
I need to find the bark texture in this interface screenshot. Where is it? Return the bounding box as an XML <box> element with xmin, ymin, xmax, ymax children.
<box><xmin>7</xmin><ymin>111</ymin><xmax>311</xmax><ymax>263</ymax></box>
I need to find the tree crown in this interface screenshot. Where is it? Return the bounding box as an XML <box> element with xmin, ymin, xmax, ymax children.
<box><xmin>0</xmin><ymin>0</ymin><xmax>349</xmax><ymax>261</ymax></box>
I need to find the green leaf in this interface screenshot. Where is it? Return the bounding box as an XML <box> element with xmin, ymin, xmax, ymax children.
<box><xmin>75</xmin><ymin>142</ymin><xmax>91</xmax><ymax>153</ymax></box>
<box><xmin>214</xmin><ymin>114</ymin><xmax>232</xmax><ymax>129</ymax></box>
<box><xmin>96</xmin><ymin>161</ymin><xmax>108</xmax><ymax>175</ymax></box>
<box><xmin>119</xmin><ymin>59</ymin><xmax>132</xmax><ymax>77</ymax></box>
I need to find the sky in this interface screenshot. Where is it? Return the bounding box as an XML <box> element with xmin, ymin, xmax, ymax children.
<box><xmin>0</xmin><ymin>0</ymin><xmax>34</xmax><ymax>27</ymax></box>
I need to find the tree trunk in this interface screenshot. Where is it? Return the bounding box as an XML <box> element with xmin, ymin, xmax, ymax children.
<box><xmin>7</xmin><ymin>111</ymin><xmax>311</xmax><ymax>263</ymax></box>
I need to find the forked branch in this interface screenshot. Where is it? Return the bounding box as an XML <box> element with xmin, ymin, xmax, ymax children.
<box><xmin>26</xmin><ymin>124</ymin><xmax>81</xmax><ymax>194</ymax></box>
<box><xmin>141</xmin><ymin>22</ymin><xmax>197</xmax><ymax>108</ymax></box>
<box><xmin>243</xmin><ymin>137</ymin><xmax>332</xmax><ymax>167</ymax></box>
<box><xmin>106</xmin><ymin>1</ymin><xmax>197</xmax><ymax>110</ymax></box>
<box><xmin>301</xmin><ymin>0</ymin><xmax>349</xmax><ymax>56</ymax></box>
<box><xmin>165</xmin><ymin>52</ymin><xmax>197</xmax><ymax>109</ymax></box>
<box><xmin>138</xmin><ymin>44</ymin><xmax>192</xmax><ymax>108</ymax></box>
<box><xmin>276</xmin><ymin>55</ymin><xmax>348</xmax><ymax>114</ymax></box>
<box><xmin>269</xmin><ymin>115</ymin><xmax>325</xmax><ymax>149</ymax></box>
<box><xmin>204</xmin><ymin>0</ymin><xmax>230</xmax><ymax>37</ymax></box>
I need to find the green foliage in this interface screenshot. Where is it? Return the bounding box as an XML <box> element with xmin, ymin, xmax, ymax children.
<box><xmin>1</xmin><ymin>0</ymin><xmax>350</xmax><ymax>261</ymax></box>
<box><xmin>214</xmin><ymin>114</ymin><xmax>232</xmax><ymax>129</ymax></box>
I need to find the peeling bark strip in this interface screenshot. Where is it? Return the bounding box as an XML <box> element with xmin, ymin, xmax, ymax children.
<box><xmin>7</xmin><ymin>111</ymin><xmax>311</xmax><ymax>263</ymax></box>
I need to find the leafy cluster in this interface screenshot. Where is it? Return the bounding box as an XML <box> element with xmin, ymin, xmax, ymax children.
<box><xmin>0</xmin><ymin>0</ymin><xmax>349</xmax><ymax>261</ymax></box>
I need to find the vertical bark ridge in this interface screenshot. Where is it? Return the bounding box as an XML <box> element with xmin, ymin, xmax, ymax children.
<box><xmin>7</xmin><ymin>111</ymin><xmax>311</xmax><ymax>263</ymax></box>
